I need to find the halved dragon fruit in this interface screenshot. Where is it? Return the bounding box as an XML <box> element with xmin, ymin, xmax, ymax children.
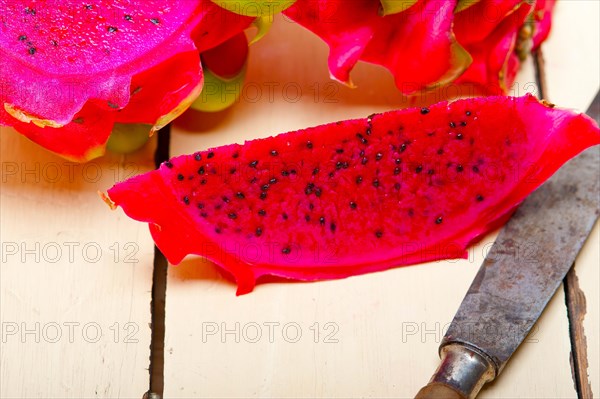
<box><xmin>0</xmin><ymin>0</ymin><xmax>252</xmax><ymax>161</ymax></box>
<box><xmin>105</xmin><ymin>95</ymin><xmax>600</xmax><ymax>294</ymax></box>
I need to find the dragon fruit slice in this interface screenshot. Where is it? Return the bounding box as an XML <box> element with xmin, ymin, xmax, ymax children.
<box><xmin>283</xmin><ymin>0</ymin><xmax>471</xmax><ymax>93</ymax></box>
<box><xmin>454</xmin><ymin>1</ymin><xmax>533</xmax><ymax>94</ymax></box>
<box><xmin>106</xmin><ymin>95</ymin><xmax>600</xmax><ymax>295</ymax></box>
<box><xmin>0</xmin><ymin>0</ymin><xmax>251</xmax><ymax>161</ymax></box>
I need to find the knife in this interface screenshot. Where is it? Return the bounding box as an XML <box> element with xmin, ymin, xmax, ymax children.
<box><xmin>415</xmin><ymin>91</ymin><xmax>600</xmax><ymax>399</ymax></box>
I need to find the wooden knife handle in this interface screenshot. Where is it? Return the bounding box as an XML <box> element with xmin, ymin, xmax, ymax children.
<box><xmin>415</xmin><ymin>383</ymin><xmax>466</xmax><ymax>399</ymax></box>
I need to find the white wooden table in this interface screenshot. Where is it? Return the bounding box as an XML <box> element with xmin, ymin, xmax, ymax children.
<box><xmin>1</xmin><ymin>2</ymin><xmax>598</xmax><ymax>398</ymax></box>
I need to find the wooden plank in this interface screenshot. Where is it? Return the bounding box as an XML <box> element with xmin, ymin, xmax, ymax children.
<box><xmin>0</xmin><ymin>127</ymin><xmax>154</xmax><ymax>398</ymax></box>
<box><xmin>163</xmin><ymin>9</ymin><xmax>583</xmax><ymax>398</ymax></box>
<box><xmin>538</xmin><ymin>1</ymin><xmax>600</xmax><ymax>396</ymax></box>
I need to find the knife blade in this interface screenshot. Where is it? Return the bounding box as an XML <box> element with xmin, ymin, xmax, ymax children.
<box><xmin>415</xmin><ymin>91</ymin><xmax>600</xmax><ymax>399</ymax></box>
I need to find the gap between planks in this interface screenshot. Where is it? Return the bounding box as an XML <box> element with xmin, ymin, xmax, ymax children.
<box><xmin>535</xmin><ymin>47</ymin><xmax>595</xmax><ymax>399</ymax></box>
<box><xmin>145</xmin><ymin>125</ymin><xmax>171</xmax><ymax>399</ymax></box>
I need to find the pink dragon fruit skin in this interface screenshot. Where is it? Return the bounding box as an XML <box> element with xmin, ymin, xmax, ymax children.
<box><xmin>106</xmin><ymin>95</ymin><xmax>600</xmax><ymax>295</ymax></box>
<box><xmin>454</xmin><ymin>1</ymin><xmax>533</xmax><ymax>94</ymax></box>
<box><xmin>283</xmin><ymin>0</ymin><xmax>472</xmax><ymax>93</ymax></box>
<box><xmin>0</xmin><ymin>0</ymin><xmax>251</xmax><ymax>161</ymax></box>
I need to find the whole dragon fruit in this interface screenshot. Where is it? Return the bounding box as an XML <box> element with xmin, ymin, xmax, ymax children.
<box><xmin>283</xmin><ymin>0</ymin><xmax>556</xmax><ymax>95</ymax></box>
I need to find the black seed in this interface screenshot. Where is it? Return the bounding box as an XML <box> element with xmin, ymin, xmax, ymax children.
<box><xmin>456</xmin><ymin>133</ymin><xmax>463</xmax><ymax>140</ymax></box>
<box><xmin>124</xmin><ymin>14</ymin><xmax>133</xmax><ymax>21</ymax></box>
<box><xmin>281</xmin><ymin>170</ymin><xmax>290</xmax><ymax>176</ymax></box>
<box><xmin>305</xmin><ymin>183</ymin><xmax>314</xmax><ymax>195</ymax></box>
<box><xmin>200</xmin><ymin>179</ymin><xmax>207</xmax><ymax>185</ymax></box>
<box><xmin>215</xmin><ymin>227</ymin><xmax>222</xmax><ymax>234</ymax></box>
<box><xmin>336</xmin><ymin>148</ymin><xmax>344</xmax><ymax>154</ymax></box>
<box><xmin>269</xmin><ymin>178</ymin><xmax>277</xmax><ymax>184</ymax></box>
<box><xmin>456</xmin><ymin>164</ymin><xmax>464</xmax><ymax>172</ymax></box>
<box><xmin>228</xmin><ymin>213</ymin><xmax>237</xmax><ymax>220</ymax></box>
<box><xmin>435</xmin><ymin>216</ymin><xmax>443</xmax><ymax>224</ymax></box>
<box><xmin>328</xmin><ymin>172</ymin><xmax>334</xmax><ymax>178</ymax></box>
<box><xmin>449</xmin><ymin>122</ymin><xmax>456</xmax><ymax>128</ymax></box>
<box><xmin>342</xmin><ymin>162</ymin><xmax>349</xmax><ymax>169</ymax></box>
<box><xmin>200</xmin><ymin>212</ymin><xmax>208</xmax><ymax>218</ymax></box>
<box><xmin>361</xmin><ymin>157</ymin><xmax>368</xmax><ymax>165</ymax></box>
<box><xmin>437</xmin><ymin>148</ymin><xmax>444</xmax><ymax>155</ymax></box>
<box><xmin>197</xmin><ymin>203</ymin><xmax>204</xmax><ymax>209</ymax></box>
<box><xmin>236</xmin><ymin>192</ymin><xmax>245</xmax><ymax>199</ymax></box>
<box><xmin>290</xmin><ymin>169</ymin><xmax>297</xmax><ymax>175</ymax></box>
<box><xmin>262</xmin><ymin>184</ymin><xmax>270</xmax><ymax>191</ymax></box>
<box><xmin>183</xmin><ymin>196</ymin><xmax>190</xmax><ymax>205</ymax></box>
<box><xmin>428</xmin><ymin>169</ymin><xmax>435</xmax><ymax>175</ymax></box>
<box><xmin>336</xmin><ymin>161</ymin><xmax>343</xmax><ymax>170</ymax></box>
<box><xmin>165</xmin><ymin>161</ymin><xmax>173</xmax><ymax>168</ymax></box>
<box><xmin>250</xmin><ymin>177</ymin><xmax>258</xmax><ymax>184</ymax></box>
<box><xmin>150</xmin><ymin>17</ymin><xmax>160</xmax><ymax>25</ymax></box>
<box><xmin>476</xmin><ymin>194</ymin><xmax>484</xmax><ymax>202</ymax></box>
<box><xmin>270</xmin><ymin>150</ymin><xmax>278</xmax><ymax>156</ymax></box>
<box><xmin>198</xmin><ymin>166</ymin><xmax>205</xmax><ymax>175</ymax></box>
<box><xmin>260</xmin><ymin>191</ymin><xmax>267</xmax><ymax>200</ymax></box>
<box><xmin>312</xmin><ymin>167</ymin><xmax>320</xmax><ymax>175</ymax></box>
<box><xmin>375</xmin><ymin>230</ymin><xmax>383</xmax><ymax>238</ymax></box>
<box><xmin>465</xmin><ymin>110</ymin><xmax>472</xmax><ymax>116</ymax></box>
<box><xmin>427</xmin><ymin>132</ymin><xmax>436</xmax><ymax>137</ymax></box>
<box><xmin>306</xmin><ymin>141</ymin><xmax>313</xmax><ymax>149</ymax></box>
<box><xmin>207</xmin><ymin>152</ymin><xmax>214</xmax><ymax>159</ymax></box>
<box><xmin>400</xmin><ymin>143</ymin><xmax>407</xmax><ymax>152</ymax></box>
<box><xmin>395</xmin><ymin>158</ymin><xmax>402</xmax><ymax>165</ymax></box>
<box><xmin>282</xmin><ymin>213</ymin><xmax>288</xmax><ymax>220</ymax></box>
<box><xmin>49</xmin><ymin>39</ymin><xmax>58</xmax><ymax>46</ymax></box>
<box><xmin>472</xmin><ymin>165</ymin><xmax>480</xmax><ymax>173</ymax></box>
<box><xmin>315</xmin><ymin>188</ymin><xmax>322</xmax><ymax>197</ymax></box>
<box><xmin>372</xmin><ymin>179</ymin><xmax>379</xmax><ymax>188</ymax></box>
<box><xmin>305</xmin><ymin>214</ymin><xmax>310</xmax><ymax>222</ymax></box>
<box><xmin>249</xmin><ymin>160</ymin><xmax>258</xmax><ymax>168</ymax></box>
<box><xmin>349</xmin><ymin>201</ymin><xmax>357</xmax><ymax>209</ymax></box>
<box><xmin>375</xmin><ymin>152</ymin><xmax>383</xmax><ymax>161</ymax></box>
<box><xmin>222</xmin><ymin>196</ymin><xmax>230</xmax><ymax>203</ymax></box>
<box><xmin>330</xmin><ymin>222</ymin><xmax>336</xmax><ymax>232</ymax></box>
<box><xmin>232</xmin><ymin>152</ymin><xmax>239</xmax><ymax>159</ymax></box>
<box><xmin>18</xmin><ymin>35</ymin><xmax>27</xmax><ymax>41</ymax></box>
<box><xmin>28</xmin><ymin>47</ymin><xmax>36</xmax><ymax>55</ymax></box>
<box><xmin>194</xmin><ymin>153</ymin><xmax>201</xmax><ymax>161</ymax></box>
<box><xmin>319</xmin><ymin>217</ymin><xmax>325</xmax><ymax>225</ymax></box>
<box><xmin>394</xmin><ymin>167</ymin><xmax>401</xmax><ymax>175</ymax></box>
<box><xmin>415</xmin><ymin>165</ymin><xmax>423</xmax><ymax>173</ymax></box>
<box><xmin>356</xmin><ymin>133</ymin><xmax>368</xmax><ymax>145</ymax></box>
<box><xmin>230</xmin><ymin>168</ymin><xmax>236</xmax><ymax>174</ymax></box>
<box><xmin>25</xmin><ymin>7</ymin><xmax>36</xmax><ymax>15</ymax></box>
<box><xmin>365</xmin><ymin>128</ymin><xmax>372</xmax><ymax>136</ymax></box>
<box><xmin>107</xmin><ymin>26</ymin><xmax>118</xmax><ymax>33</ymax></box>
<box><xmin>85</xmin><ymin>4</ymin><xmax>93</xmax><ymax>9</ymax></box>
<box><xmin>309</xmin><ymin>203</ymin><xmax>314</xmax><ymax>210</ymax></box>
<box><xmin>177</xmin><ymin>174</ymin><xmax>184</xmax><ymax>181</ymax></box>
<box><xmin>255</xmin><ymin>227</ymin><xmax>263</xmax><ymax>237</ymax></box>
<box><xmin>258</xmin><ymin>209</ymin><xmax>266</xmax><ymax>216</ymax></box>
<box><xmin>460</xmin><ymin>121</ymin><xmax>467</xmax><ymax>127</ymax></box>
<box><xmin>282</xmin><ymin>247</ymin><xmax>291</xmax><ymax>255</ymax></box>
<box><xmin>356</xmin><ymin>176</ymin><xmax>363</xmax><ymax>184</ymax></box>
<box><xmin>420</xmin><ymin>107</ymin><xmax>430</xmax><ymax>115</ymax></box>
<box><xmin>394</xmin><ymin>183</ymin><xmax>401</xmax><ymax>190</ymax></box>
<box><xmin>360</xmin><ymin>150</ymin><xmax>365</xmax><ymax>157</ymax></box>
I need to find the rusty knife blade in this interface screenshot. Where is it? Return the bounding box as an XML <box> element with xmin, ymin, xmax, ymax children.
<box><xmin>415</xmin><ymin>91</ymin><xmax>600</xmax><ymax>399</ymax></box>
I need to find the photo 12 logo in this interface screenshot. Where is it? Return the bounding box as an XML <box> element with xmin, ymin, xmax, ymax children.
<box><xmin>2</xmin><ymin>321</ymin><xmax>140</xmax><ymax>344</ymax></box>
<box><xmin>201</xmin><ymin>321</ymin><xmax>340</xmax><ymax>344</ymax></box>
